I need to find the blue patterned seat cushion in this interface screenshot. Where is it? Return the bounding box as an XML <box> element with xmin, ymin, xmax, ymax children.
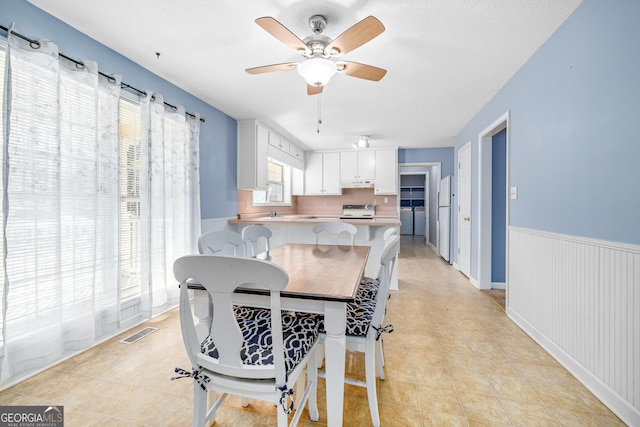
<box><xmin>200</xmin><ymin>310</ymin><xmax>320</xmax><ymax>374</ymax></box>
<box><xmin>318</xmin><ymin>297</ymin><xmax>377</xmax><ymax>337</ymax></box>
<box><xmin>358</xmin><ymin>276</ymin><xmax>380</xmax><ymax>300</ymax></box>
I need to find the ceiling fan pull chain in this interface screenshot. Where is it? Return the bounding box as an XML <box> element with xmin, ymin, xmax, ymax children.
<box><xmin>316</xmin><ymin>92</ymin><xmax>322</xmax><ymax>133</ymax></box>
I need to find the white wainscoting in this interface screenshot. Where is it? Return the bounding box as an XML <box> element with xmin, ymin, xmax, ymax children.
<box><xmin>201</xmin><ymin>217</ymin><xmax>237</xmax><ymax>233</ymax></box>
<box><xmin>507</xmin><ymin>227</ymin><xmax>640</xmax><ymax>426</ymax></box>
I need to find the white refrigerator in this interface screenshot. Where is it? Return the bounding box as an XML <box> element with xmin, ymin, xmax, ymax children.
<box><xmin>437</xmin><ymin>176</ymin><xmax>451</xmax><ymax>262</ymax></box>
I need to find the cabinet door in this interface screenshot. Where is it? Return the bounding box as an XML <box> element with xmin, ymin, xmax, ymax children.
<box><xmin>304</xmin><ymin>152</ymin><xmax>324</xmax><ymax>195</ymax></box>
<box><xmin>322</xmin><ymin>152</ymin><xmax>341</xmax><ymax>194</ymax></box>
<box><xmin>289</xmin><ymin>143</ymin><xmax>304</xmax><ymax>162</ymax></box>
<box><xmin>292</xmin><ymin>167</ymin><xmax>304</xmax><ymax>195</ymax></box>
<box><xmin>340</xmin><ymin>151</ymin><xmax>358</xmax><ymax>180</ymax></box>
<box><xmin>268</xmin><ymin>131</ymin><xmax>289</xmax><ymax>153</ymax></box>
<box><xmin>278</xmin><ymin>136</ymin><xmax>290</xmax><ymax>154</ymax></box>
<box><xmin>374</xmin><ymin>149</ymin><xmax>397</xmax><ymax>194</ymax></box>
<box><xmin>255</xmin><ymin>123</ymin><xmax>269</xmax><ymax>189</ymax></box>
<box><xmin>237</xmin><ymin>120</ymin><xmax>268</xmax><ymax>190</ymax></box>
<box><xmin>357</xmin><ymin>150</ymin><xmax>375</xmax><ymax>180</ymax></box>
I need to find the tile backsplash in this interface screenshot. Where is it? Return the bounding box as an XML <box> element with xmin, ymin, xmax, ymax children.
<box><xmin>237</xmin><ymin>188</ymin><xmax>397</xmax><ymax>218</ymax></box>
<box><xmin>296</xmin><ymin>188</ymin><xmax>397</xmax><ymax>217</ymax></box>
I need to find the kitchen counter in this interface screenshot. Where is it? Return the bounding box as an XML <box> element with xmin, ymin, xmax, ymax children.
<box><xmin>229</xmin><ymin>214</ymin><xmax>401</xmax><ymax>226</ymax></box>
<box><xmin>228</xmin><ymin>214</ymin><xmax>401</xmax><ymax>290</ymax></box>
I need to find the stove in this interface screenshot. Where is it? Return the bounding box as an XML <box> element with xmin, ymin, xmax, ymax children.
<box><xmin>340</xmin><ymin>204</ymin><xmax>375</xmax><ymax>219</ymax></box>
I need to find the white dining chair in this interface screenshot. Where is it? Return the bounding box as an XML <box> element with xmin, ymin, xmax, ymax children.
<box><xmin>173</xmin><ymin>255</ymin><xmax>320</xmax><ymax>427</ymax></box>
<box><xmin>359</xmin><ymin>226</ymin><xmax>400</xmax><ymax>299</ymax></box>
<box><xmin>197</xmin><ymin>230</ymin><xmax>244</xmax><ymax>256</ymax></box>
<box><xmin>241</xmin><ymin>224</ymin><xmax>272</xmax><ymax>257</ymax></box>
<box><xmin>319</xmin><ymin>235</ymin><xmax>400</xmax><ymax>427</ymax></box>
<box><xmin>382</xmin><ymin>226</ymin><xmax>399</xmax><ymax>241</ymax></box>
<box><xmin>311</xmin><ymin>222</ymin><xmax>357</xmax><ymax>246</ymax></box>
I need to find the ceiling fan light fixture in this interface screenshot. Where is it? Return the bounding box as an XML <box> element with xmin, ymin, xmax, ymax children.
<box><xmin>298</xmin><ymin>56</ymin><xmax>337</xmax><ymax>87</ymax></box>
<box><xmin>353</xmin><ymin>135</ymin><xmax>370</xmax><ymax>149</ymax></box>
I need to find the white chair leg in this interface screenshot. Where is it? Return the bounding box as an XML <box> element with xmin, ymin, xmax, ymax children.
<box><xmin>376</xmin><ymin>339</ymin><xmax>385</xmax><ymax>380</ymax></box>
<box><xmin>276</xmin><ymin>403</ymin><xmax>289</xmax><ymax>427</ymax></box>
<box><xmin>193</xmin><ymin>383</ymin><xmax>208</xmax><ymax>427</ymax></box>
<box><xmin>307</xmin><ymin>349</ymin><xmax>319</xmax><ymax>421</ymax></box>
<box><xmin>240</xmin><ymin>397</ymin><xmax>250</xmax><ymax>407</ymax></box>
<box><xmin>365</xmin><ymin>340</ymin><xmax>381</xmax><ymax>427</ymax></box>
<box><xmin>294</xmin><ymin>367</ymin><xmax>306</xmax><ymax>410</ymax></box>
<box><xmin>317</xmin><ymin>342</ymin><xmax>325</xmax><ymax>369</ymax></box>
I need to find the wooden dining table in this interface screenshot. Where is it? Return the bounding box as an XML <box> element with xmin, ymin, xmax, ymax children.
<box><xmin>189</xmin><ymin>243</ymin><xmax>370</xmax><ymax>427</ymax></box>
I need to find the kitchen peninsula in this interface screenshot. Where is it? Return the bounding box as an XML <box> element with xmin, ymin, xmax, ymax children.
<box><xmin>230</xmin><ymin>189</ymin><xmax>401</xmax><ymax>289</ymax></box>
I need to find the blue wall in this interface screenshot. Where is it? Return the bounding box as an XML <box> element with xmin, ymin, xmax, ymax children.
<box><xmin>399</xmin><ymin>147</ymin><xmax>455</xmax><ymax>177</ymax></box>
<box><xmin>454</xmin><ymin>0</ymin><xmax>640</xmax><ymax>278</ymax></box>
<box><xmin>0</xmin><ymin>1</ymin><xmax>238</xmax><ymax>220</ymax></box>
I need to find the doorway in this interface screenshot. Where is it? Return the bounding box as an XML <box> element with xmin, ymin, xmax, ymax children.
<box><xmin>477</xmin><ymin>112</ymin><xmax>510</xmax><ymax>291</ymax></box>
<box><xmin>399</xmin><ymin>163</ymin><xmax>441</xmax><ymax>250</ymax></box>
<box><xmin>400</xmin><ymin>174</ymin><xmax>428</xmax><ymax>239</ymax></box>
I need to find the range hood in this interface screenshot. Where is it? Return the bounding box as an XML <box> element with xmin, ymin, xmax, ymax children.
<box><xmin>341</xmin><ymin>179</ymin><xmax>374</xmax><ymax>188</ymax></box>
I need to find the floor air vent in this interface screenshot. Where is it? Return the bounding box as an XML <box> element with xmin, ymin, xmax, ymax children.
<box><xmin>119</xmin><ymin>327</ymin><xmax>158</xmax><ymax>344</ymax></box>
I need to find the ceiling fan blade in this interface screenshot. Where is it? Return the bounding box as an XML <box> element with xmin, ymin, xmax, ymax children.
<box><xmin>307</xmin><ymin>84</ymin><xmax>323</xmax><ymax>95</ymax></box>
<box><xmin>325</xmin><ymin>16</ymin><xmax>385</xmax><ymax>55</ymax></box>
<box><xmin>339</xmin><ymin>61</ymin><xmax>387</xmax><ymax>81</ymax></box>
<box><xmin>255</xmin><ymin>17</ymin><xmax>311</xmax><ymax>54</ymax></box>
<box><xmin>246</xmin><ymin>62</ymin><xmax>297</xmax><ymax>75</ymax></box>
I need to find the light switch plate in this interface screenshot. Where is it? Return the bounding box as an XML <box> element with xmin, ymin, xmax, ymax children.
<box><xmin>510</xmin><ymin>186</ymin><xmax>518</xmax><ymax>200</ymax></box>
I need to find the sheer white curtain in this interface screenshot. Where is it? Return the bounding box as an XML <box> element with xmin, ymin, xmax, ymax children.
<box><xmin>139</xmin><ymin>93</ymin><xmax>200</xmax><ymax>318</ymax></box>
<box><xmin>0</xmin><ymin>31</ymin><xmax>121</xmax><ymax>386</ymax></box>
<box><xmin>0</xmin><ymin>27</ymin><xmax>201</xmax><ymax>388</ymax></box>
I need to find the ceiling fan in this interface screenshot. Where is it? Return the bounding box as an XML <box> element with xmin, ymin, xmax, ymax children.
<box><xmin>246</xmin><ymin>14</ymin><xmax>387</xmax><ymax>95</ymax></box>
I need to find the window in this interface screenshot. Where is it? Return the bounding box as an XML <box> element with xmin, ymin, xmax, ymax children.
<box><xmin>252</xmin><ymin>159</ymin><xmax>292</xmax><ymax>206</ymax></box>
<box><xmin>119</xmin><ymin>96</ymin><xmax>142</xmax><ymax>302</ymax></box>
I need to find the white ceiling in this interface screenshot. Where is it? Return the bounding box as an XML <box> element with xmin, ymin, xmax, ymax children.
<box><xmin>28</xmin><ymin>0</ymin><xmax>582</xmax><ymax>151</ymax></box>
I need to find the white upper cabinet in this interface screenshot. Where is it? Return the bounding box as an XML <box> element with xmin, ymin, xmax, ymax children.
<box><xmin>266</xmin><ymin>130</ymin><xmax>303</xmax><ymax>170</ymax></box>
<box><xmin>289</xmin><ymin>143</ymin><xmax>304</xmax><ymax>163</ymax></box>
<box><xmin>304</xmin><ymin>151</ymin><xmax>341</xmax><ymax>195</ymax></box>
<box><xmin>237</xmin><ymin>120</ymin><xmax>269</xmax><ymax>190</ymax></box>
<box><xmin>237</xmin><ymin>119</ymin><xmax>305</xmax><ymax>189</ymax></box>
<box><xmin>340</xmin><ymin>150</ymin><xmax>375</xmax><ymax>180</ymax></box>
<box><xmin>268</xmin><ymin>131</ymin><xmax>290</xmax><ymax>154</ymax></box>
<box><xmin>374</xmin><ymin>149</ymin><xmax>398</xmax><ymax>195</ymax></box>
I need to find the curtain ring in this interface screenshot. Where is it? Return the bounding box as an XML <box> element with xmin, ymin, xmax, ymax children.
<box><xmin>171</xmin><ymin>105</ymin><xmax>177</xmax><ymax>111</ymax></box>
<box><xmin>29</xmin><ymin>40</ymin><xmax>41</xmax><ymax>50</ymax></box>
<box><xmin>107</xmin><ymin>75</ymin><xmax>117</xmax><ymax>84</ymax></box>
<box><xmin>76</xmin><ymin>61</ymin><xmax>85</xmax><ymax>70</ymax></box>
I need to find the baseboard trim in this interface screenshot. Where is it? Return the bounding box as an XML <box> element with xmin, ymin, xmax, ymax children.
<box><xmin>508</xmin><ymin>307</ymin><xmax>640</xmax><ymax>427</ymax></box>
<box><xmin>491</xmin><ymin>281</ymin><xmax>506</xmax><ymax>290</ymax></box>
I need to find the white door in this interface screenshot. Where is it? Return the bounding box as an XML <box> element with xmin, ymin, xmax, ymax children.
<box><xmin>457</xmin><ymin>143</ymin><xmax>471</xmax><ymax>277</ymax></box>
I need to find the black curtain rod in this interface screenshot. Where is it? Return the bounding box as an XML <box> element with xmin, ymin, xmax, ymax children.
<box><xmin>0</xmin><ymin>24</ymin><xmax>205</xmax><ymax>123</ymax></box>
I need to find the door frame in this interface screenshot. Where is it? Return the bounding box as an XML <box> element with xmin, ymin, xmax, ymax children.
<box><xmin>456</xmin><ymin>142</ymin><xmax>471</xmax><ymax>277</ymax></box>
<box><xmin>399</xmin><ymin>163</ymin><xmax>440</xmax><ymax>248</ymax></box>
<box><xmin>477</xmin><ymin>111</ymin><xmax>510</xmax><ymax>290</ymax></box>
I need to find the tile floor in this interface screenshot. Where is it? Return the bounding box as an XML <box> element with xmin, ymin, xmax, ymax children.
<box><xmin>0</xmin><ymin>236</ymin><xmax>626</xmax><ymax>426</ymax></box>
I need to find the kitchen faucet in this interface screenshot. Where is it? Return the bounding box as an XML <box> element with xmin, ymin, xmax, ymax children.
<box><xmin>269</xmin><ymin>209</ymin><xmax>280</xmax><ymax>217</ymax></box>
